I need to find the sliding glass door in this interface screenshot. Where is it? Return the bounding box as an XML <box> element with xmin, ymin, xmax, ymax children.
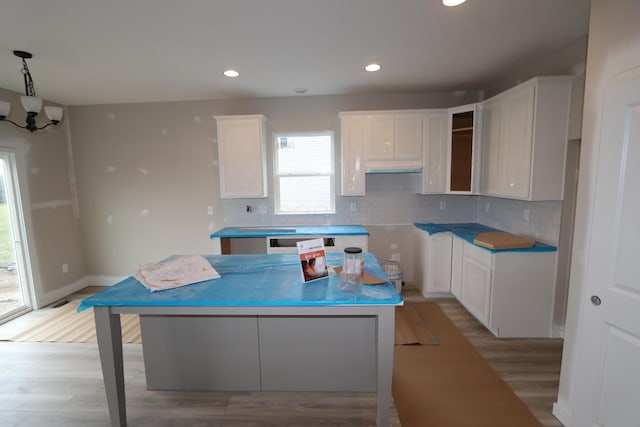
<box><xmin>0</xmin><ymin>152</ymin><xmax>32</xmax><ymax>324</ymax></box>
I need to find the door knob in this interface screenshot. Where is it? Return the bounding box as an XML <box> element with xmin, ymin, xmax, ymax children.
<box><xmin>590</xmin><ymin>295</ymin><xmax>602</xmax><ymax>306</ymax></box>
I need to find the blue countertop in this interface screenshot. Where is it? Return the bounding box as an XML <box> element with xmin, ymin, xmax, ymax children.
<box><xmin>78</xmin><ymin>253</ymin><xmax>401</xmax><ymax>312</ymax></box>
<box><xmin>414</xmin><ymin>222</ymin><xmax>557</xmax><ymax>252</ymax></box>
<box><xmin>210</xmin><ymin>225</ymin><xmax>369</xmax><ymax>239</ymax></box>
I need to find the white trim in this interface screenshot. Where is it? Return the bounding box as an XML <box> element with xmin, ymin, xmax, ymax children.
<box><xmin>551</xmin><ymin>325</ymin><xmax>565</xmax><ymax>339</ymax></box>
<box><xmin>36</xmin><ymin>275</ymin><xmax>127</xmax><ymax>308</ymax></box>
<box><xmin>552</xmin><ymin>399</ymin><xmax>571</xmax><ymax>426</ymax></box>
<box><xmin>38</xmin><ymin>276</ymin><xmax>91</xmax><ymax>307</ymax></box>
<box><xmin>0</xmin><ymin>143</ymin><xmax>40</xmax><ymax>313</ymax></box>
<box><xmin>0</xmin><ymin>139</ymin><xmax>43</xmax><ymax>310</ymax></box>
<box><xmin>84</xmin><ymin>275</ymin><xmax>127</xmax><ymax>287</ymax></box>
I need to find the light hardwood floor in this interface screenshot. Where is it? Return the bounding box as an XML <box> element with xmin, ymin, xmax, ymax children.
<box><xmin>0</xmin><ymin>286</ymin><xmax>563</xmax><ymax>426</ymax></box>
<box><xmin>403</xmin><ymin>287</ymin><xmax>564</xmax><ymax>427</ymax></box>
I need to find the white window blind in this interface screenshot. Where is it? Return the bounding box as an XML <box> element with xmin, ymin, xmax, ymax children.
<box><xmin>274</xmin><ymin>133</ymin><xmax>334</xmax><ymax>214</ymax></box>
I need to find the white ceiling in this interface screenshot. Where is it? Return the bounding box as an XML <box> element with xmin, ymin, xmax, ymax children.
<box><xmin>0</xmin><ymin>0</ymin><xmax>591</xmax><ymax>107</ymax></box>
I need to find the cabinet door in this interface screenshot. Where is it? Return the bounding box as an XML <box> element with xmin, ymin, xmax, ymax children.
<box><xmin>367</xmin><ymin>114</ymin><xmax>395</xmax><ymax>160</ymax></box>
<box><xmin>394</xmin><ymin>113</ymin><xmax>423</xmax><ymax>159</ymax></box>
<box><xmin>461</xmin><ymin>255</ymin><xmax>492</xmax><ymax>327</ymax></box>
<box><xmin>340</xmin><ymin>115</ymin><xmax>367</xmax><ymax>196</ymax></box>
<box><xmin>216</xmin><ymin>115</ymin><xmax>267</xmax><ymax>198</ymax></box>
<box><xmin>413</xmin><ymin>228</ymin><xmax>429</xmax><ymax>296</ymax></box>
<box><xmin>427</xmin><ymin>233</ymin><xmax>453</xmax><ymax>294</ymax></box>
<box><xmin>450</xmin><ymin>236</ymin><xmax>464</xmax><ymax>299</ymax></box>
<box><xmin>419</xmin><ymin>111</ymin><xmax>447</xmax><ymax>194</ymax></box>
<box><xmin>480</xmin><ymin>99</ymin><xmax>502</xmax><ymax>195</ymax></box>
<box><xmin>500</xmin><ymin>84</ymin><xmax>535</xmax><ymax>198</ymax></box>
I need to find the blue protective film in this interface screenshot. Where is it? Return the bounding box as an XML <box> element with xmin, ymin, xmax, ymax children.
<box><xmin>78</xmin><ymin>253</ymin><xmax>402</xmax><ymax>312</ymax></box>
<box><xmin>413</xmin><ymin>222</ymin><xmax>556</xmax><ymax>252</ymax></box>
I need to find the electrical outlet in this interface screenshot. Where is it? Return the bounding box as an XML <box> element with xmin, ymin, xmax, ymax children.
<box><xmin>523</xmin><ymin>208</ymin><xmax>530</xmax><ymax>221</ymax></box>
<box><xmin>207</xmin><ymin>206</ymin><xmax>213</xmax><ymax>215</ymax></box>
<box><xmin>390</xmin><ymin>253</ymin><xmax>401</xmax><ymax>262</ymax></box>
<box><xmin>258</xmin><ymin>205</ymin><xmax>267</xmax><ymax>214</ymax></box>
<box><xmin>484</xmin><ymin>202</ymin><xmax>490</xmax><ymax>212</ymax></box>
<box><xmin>62</xmin><ymin>264</ymin><xmax>69</xmax><ymax>273</ymax></box>
<box><xmin>440</xmin><ymin>201</ymin><xmax>446</xmax><ymax>210</ymax></box>
<box><xmin>350</xmin><ymin>202</ymin><xmax>357</xmax><ymax>212</ymax></box>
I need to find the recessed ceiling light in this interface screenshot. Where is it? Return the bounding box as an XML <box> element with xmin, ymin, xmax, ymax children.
<box><xmin>223</xmin><ymin>69</ymin><xmax>239</xmax><ymax>78</ymax></box>
<box><xmin>443</xmin><ymin>0</ymin><xmax>467</xmax><ymax>6</ymax></box>
<box><xmin>365</xmin><ymin>63</ymin><xmax>381</xmax><ymax>72</ymax></box>
<box><xmin>294</xmin><ymin>87</ymin><xmax>308</xmax><ymax>94</ymax></box>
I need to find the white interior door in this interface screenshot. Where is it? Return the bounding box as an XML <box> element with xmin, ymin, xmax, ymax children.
<box><xmin>571</xmin><ymin>74</ymin><xmax>640</xmax><ymax>426</ymax></box>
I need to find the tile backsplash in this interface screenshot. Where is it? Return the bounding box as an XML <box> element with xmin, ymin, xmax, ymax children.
<box><xmin>222</xmin><ymin>173</ymin><xmax>562</xmax><ymax>246</ymax></box>
<box><xmin>475</xmin><ymin>196</ymin><xmax>562</xmax><ymax>245</ymax></box>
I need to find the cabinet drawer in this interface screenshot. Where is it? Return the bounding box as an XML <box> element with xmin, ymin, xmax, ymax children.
<box><xmin>464</xmin><ymin>241</ymin><xmax>493</xmax><ymax>267</ymax></box>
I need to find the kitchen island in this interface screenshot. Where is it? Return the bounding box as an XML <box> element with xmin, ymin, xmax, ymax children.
<box><xmin>80</xmin><ymin>253</ymin><xmax>402</xmax><ymax>427</ymax></box>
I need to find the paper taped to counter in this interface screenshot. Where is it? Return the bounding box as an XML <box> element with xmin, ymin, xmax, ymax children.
<box><xmin>135</xmin><ymin>254</ymin><xmax>220</xmax><ymax>292</ymax></box>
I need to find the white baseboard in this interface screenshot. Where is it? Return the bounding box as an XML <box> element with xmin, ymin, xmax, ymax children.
<box><xmin>36</xmin><ymin>276</ymin><xmax>91</xmax><ymax>309</ymax></box>
<box><xmin>552</xmin><ymin>325</ymin><xmax>565</xmax><ymax>339</ymax></box>
<box><xmin>552</xmin><ymin>400</ymin><xmax>571</xmax><ymax>426</ymax></box>
<box><xmin>35</xmin><ymin>275</ymin><xmax>126</xmax><ymax>309</ymax></box>
<box><xmin>83</xmin><ymin>275</ymin><xmax>127</xmax><ymax>287</ymax></box>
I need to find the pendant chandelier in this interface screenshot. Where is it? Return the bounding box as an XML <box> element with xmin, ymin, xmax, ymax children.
<box><xmin>0</xmin><ymin>50</ymin><xmax>63</xmax><ymax>133</ymax></box>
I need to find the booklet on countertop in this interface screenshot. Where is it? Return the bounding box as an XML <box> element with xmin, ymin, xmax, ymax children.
<box><xmin>296</xmin><ymin>238</ymin><xmax>329</xmax><ymax>283</ymax></box>
<box><xmin>135</xmin><ymin>254</ymin><xmax>220</xmax><ymax>292</ymax></box>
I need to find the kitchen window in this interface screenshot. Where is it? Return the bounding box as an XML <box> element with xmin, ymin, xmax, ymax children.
<box><xmin>274</xmin><ymin>132</ymin><xmax>335</xmax><ymax>214</ymax></box>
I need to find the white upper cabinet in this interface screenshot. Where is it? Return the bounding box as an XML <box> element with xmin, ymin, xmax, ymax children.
<box><xmin>419</xmin><ymin>105</ymin><xmax>480</xmax><ymax>195</ymax></box>
<box><xmin>366</xmin><ymin>112</ymin><xmax>423</xmax><ymax>171</ymax></box>
<box><xmin>340</xmin><ymin>110</ymin><xmax>423</xmax><ymax>196</ymax></box>
<box><xmin>480</xmin><ymin>76</ymin><xmax>573</xmax><ymax>200</ymax></box>
<box><xmin>214</xmin><ymin>115</ymin><xmax>268</xmax><ymax>198</ymax></box>
<box><xmin>418</xmin><ymin>110</ymin><xmax>448</xmax><ymax>194</ymax></box>
<box><xmin>367</xmin><ymin>114</ymin><xmax>395</xmax><ymax>161</ymax></box>
<box><xmin>340</xmin><ymin>114</ymin><xmax>367</xmax><ymax>196</ymax></box>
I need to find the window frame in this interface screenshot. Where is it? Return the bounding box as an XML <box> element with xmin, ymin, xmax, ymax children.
<box><xmin>273</xmin><ymin>131</ymin><xmax>336</xmax><ymax>215</ymax></box>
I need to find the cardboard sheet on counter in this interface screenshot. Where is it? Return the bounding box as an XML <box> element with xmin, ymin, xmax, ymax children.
<box><xmin>473</xmin><ymin>231</ymin><xmax>536</xmax><ymax>249</ymax></box>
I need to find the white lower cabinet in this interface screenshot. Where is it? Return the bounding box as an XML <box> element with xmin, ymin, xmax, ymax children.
<box><xmin>414</xmin><ymin>227</ymin><xmax>557</xmax><ymax>337</ymax></box>
<box><xmin>413</xmin><ymin>228</ymin><xmax>453</xmax><ymax>297</ymax></box>
<box><xmin>457</xmin><ymin>240</ymin><xmax>557</xmax><ymax>338</ymax></box>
